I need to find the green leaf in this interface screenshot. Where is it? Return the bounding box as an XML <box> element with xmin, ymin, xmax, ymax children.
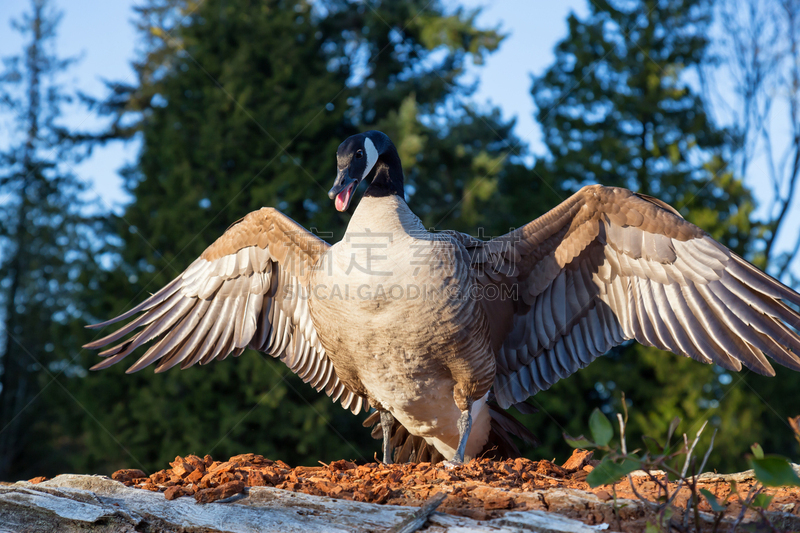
<box><xmin>750</xmin><ymin>456</ymin><xmax>800</xmax><ymax>487</ymax></box>
<box><xmin>751</xmin><ymin>493</ymin><xmax>774</xmax><ymax>509</ymax></box>
<box><xmin>564</xmin><ymin>433</ymin><xmax>595</xmax><ymax>448</ymax></box>
<box><xmin>586</xmin><ymin>457</ymin><xmax>639</xmax><ymax>487</ymax></box>
<box><xmin>751</xmin><ymin>443</ymin><xmax>764</xmax><ymax>459</ymax></box>
<box><xmin>700</xmin><ymin>488</ymin><xmax>726</xmax><ymax>512</ymax></box>
<box><xmin>589</xmin><ymin>408</ymin><xmax>614</xmax><ymax>447</ymax></box>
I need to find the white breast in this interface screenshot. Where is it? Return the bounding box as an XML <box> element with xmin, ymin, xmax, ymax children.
<box><xmin>311</xmin><ymin>195</ymin><xmax>491</xmax><ymax>459</ymax></box>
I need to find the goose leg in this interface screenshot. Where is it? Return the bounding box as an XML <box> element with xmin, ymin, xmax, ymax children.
<box><xmin>446</xmin><ymin>397</ymin><xmax>474</xmax><ymax>467</ymax></box>
<box><xmin>380</xmin><ymin>410</ymin><xmax>394</xmax><ymax>464</ymax></box>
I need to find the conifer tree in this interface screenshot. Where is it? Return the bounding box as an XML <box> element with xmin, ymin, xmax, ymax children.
<box><xmin>0</xmin><ymin>0</ymin><xmax>106</xmax><ymax>479</ymax></box>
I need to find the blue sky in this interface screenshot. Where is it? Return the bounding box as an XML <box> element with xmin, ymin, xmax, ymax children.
<box><xmin>456</xmin><ymin>0</ymin><xmax>588</xmax><ymax>154</ymax></box>
<box><xmin>0</xmin><ymin>0</ymin><xmax>797</xmax><ymax>275</ymax></box>
<box><xmin>0</xmin><ymin>0</ymin><xmax>139</xmax><ymax>210</ymax></box>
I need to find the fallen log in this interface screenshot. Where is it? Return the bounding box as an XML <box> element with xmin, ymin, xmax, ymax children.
<box><xmin>0</xmin><ymin>474</ymin><xmax>606</xmax><ymax>533</ymax></box>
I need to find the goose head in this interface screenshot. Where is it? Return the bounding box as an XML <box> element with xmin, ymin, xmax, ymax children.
<box><xmin>328</xmin><ymin>130</ymin><xmax>404</xmax><ymax>212</ymax></box>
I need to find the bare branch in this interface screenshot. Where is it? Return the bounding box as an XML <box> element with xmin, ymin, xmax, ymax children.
<box><xmin>681</xmin><ymin>420</ymin><xmax>708</xmax><ymax>478</ymax></box>
<box><xmin>715</xmin><ymin>0</ymin><xmax>800</xmax><ymax>280</ymax></box>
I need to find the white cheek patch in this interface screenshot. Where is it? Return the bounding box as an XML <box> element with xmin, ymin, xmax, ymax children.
<box><xmin>361</xmin><ymin>137</ymin><xmax>379</xmax><ymax>180</ymax></box>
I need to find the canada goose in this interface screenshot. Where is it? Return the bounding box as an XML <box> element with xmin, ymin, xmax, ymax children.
<box><xmin>85</xmin><ymin>130</ymin><xmax>800</xmax><ymax>465</ymax></box>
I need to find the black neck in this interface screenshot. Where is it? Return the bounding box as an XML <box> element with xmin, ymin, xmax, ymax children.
<box><xmin>364</xmin><ymin>146</ymin><xmax>404</xmax><ymax>198</ymax></box>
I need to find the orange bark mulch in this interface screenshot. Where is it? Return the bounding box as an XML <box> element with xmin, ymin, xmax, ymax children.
<box><xmin>74</xmin><ymin>450</ymin><xmax>798</xmax><ymax>529</ymax></box>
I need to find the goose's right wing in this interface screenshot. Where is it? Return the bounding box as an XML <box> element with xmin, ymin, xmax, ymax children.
<box><xmin>84</xmin><ymin>207</ymin><xmax>369</xmax><ymax>414</ymax></box>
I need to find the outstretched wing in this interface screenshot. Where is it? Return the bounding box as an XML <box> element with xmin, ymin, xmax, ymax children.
<box><xmin>84</xmin><ymin>207</ymin><xmax>369</xmax><ymax>414</ymax></box>
<box><xmin>464</xmin><ymin>185</ymin><xmax>800</xmax><ymax>409</ymax></box>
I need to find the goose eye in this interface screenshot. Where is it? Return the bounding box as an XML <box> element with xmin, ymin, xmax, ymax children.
<box><xmin>355</xmin><ymin>149</ymin><xmax>364</xmax><ymax>159</ymax></box>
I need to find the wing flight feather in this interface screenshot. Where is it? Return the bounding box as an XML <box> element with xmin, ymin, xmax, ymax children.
<box><xmin>84</xmin><ymin>207</ymin><xmax>369</xmax><ymax>414</ymax></box>
<box><xmin>462</xmin><ymin>185</ymin><xmax>800</xmax><ymax>408</ymax></box>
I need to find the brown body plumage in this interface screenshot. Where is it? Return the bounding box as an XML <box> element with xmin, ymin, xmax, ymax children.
<box><xmin>84</xmin><ymin>131</ymin><xmax>800</xmax><ymax>463</ymax></box>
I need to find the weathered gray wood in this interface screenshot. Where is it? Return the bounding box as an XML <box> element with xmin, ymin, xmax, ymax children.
<box><xmin>9</xmin><ymin>473</ymin><xmax>799</xmax><ymax>533</ymax></box>
<box><xmin>390</xmin><ymin>492</ymin><xmax>446</xmax><ymax>533</ymax></box>
<box><xmin>0</xmin><ymin>474</ymin><xmax>610</xmax><ymax>533</ymax></box>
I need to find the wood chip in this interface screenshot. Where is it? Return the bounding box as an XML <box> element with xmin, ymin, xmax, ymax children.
<box><xmin>111</xmin><ymin>469</ymin><xmax>146</xmax><ymax>484</ymax></box>
<box><xmin>195</xmin><ymin>480</ymin><xmax>246</xmax><ymax>504</ymax></box>
<box><xmin>595</xmin><ymin>490</ymin><xmax>612</xmax><ymax>501</ymax></box>
<box><xmin>561</xmin><ymin>449</ymin><xmax>594</xmax><ymax>471</ymax></box>
<box><xmin>164</xmin><ymin>486</ymin><xmax>189</xmax><ymax>500</ymax></box>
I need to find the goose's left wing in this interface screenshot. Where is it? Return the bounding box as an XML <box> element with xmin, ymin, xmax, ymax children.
<box><xmin>465</xmin><ymin>185</ymin><xmax>800</xmax><ymax>409</ymax></box>
<box><xmin>84</xmin><ymin>207</ymin><xmax>368</xmax><ymax>414</ymax></box>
